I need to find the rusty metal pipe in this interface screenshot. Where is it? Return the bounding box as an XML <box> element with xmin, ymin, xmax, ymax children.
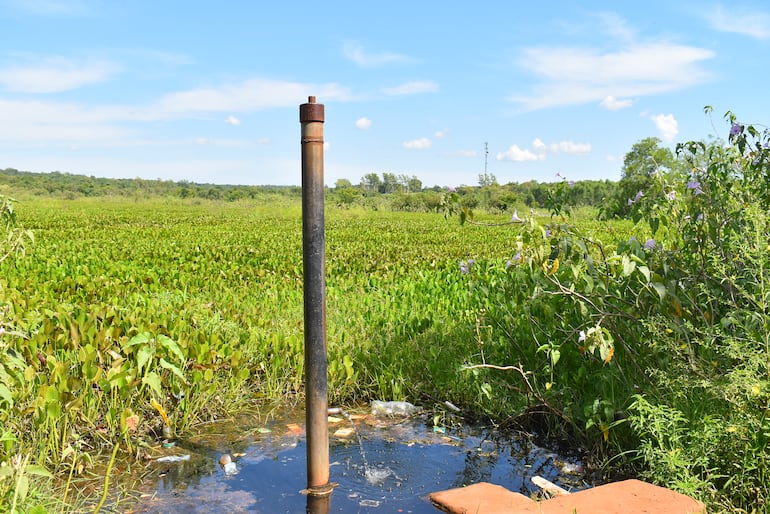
<box><xmin>300</xmin><ymin>96</ymin><xmax>332</xmax><ymax>497</ymax></box>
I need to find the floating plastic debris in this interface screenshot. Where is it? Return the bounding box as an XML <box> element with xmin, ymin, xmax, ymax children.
<box><xmin>155</xmin><ymin>454</ymin><xmax>190</xmax><ymax>463</ymax></box>
<box><xmin>219</xmin><ymin>454</ymin><xmax>238</xmax><ymax>475</ymax></box>
<box><xmin>370</xmin><ymin>400</ymin><xmax>420</xmax><ymax>417</ymax></box>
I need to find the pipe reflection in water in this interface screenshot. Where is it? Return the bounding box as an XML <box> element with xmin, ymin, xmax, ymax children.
<box><xmin>306</xmin><ymin>494</ymin><xmax>330</xmax><ymax>514</ymax></box>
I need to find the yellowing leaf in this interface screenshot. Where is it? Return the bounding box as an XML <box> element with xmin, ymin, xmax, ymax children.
<box><xmin>150</xmin><ymin>398</ymin><xmax>170</xmax><ymax>426</ymax></box>
<box><xmin>603</xmin><ymin>346</ymin><xmax>615</xmax><ymax>365</ymax></box>
<box><xmin>672</xmin><ymin>299</ymin><xmax>682</xmax><ymax>318</ymax></box>
<box><xmin>550</xmin><ymin>258</ymin><xmax>559</xmax><ymax>274</ymax></box>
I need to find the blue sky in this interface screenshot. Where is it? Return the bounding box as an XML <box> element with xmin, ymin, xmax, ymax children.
<box><xmin>1</xmin><ymin>1</ymin><xmax>768</xmax><ymax>188</ymax></box>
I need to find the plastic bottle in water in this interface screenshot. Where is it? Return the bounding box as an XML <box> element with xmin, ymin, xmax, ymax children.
<box><xmin>371</xmin><ymin>400</ymin><xmax>420</xmax><ymax>417</ymax></box>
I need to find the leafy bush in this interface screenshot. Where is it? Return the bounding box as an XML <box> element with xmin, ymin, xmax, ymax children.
<box><xmin>455</xmin><ymin>108</ymin><xmax>770</xmax><ymax>511</ymax></box>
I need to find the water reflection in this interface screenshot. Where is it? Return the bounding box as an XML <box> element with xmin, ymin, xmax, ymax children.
<box><xmin>132</xmin><ymin>411</ymin><xmax>589</xmax><ymax>513</ymax></box>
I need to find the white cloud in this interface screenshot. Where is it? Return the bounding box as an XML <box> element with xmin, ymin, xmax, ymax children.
<box><xmin>225</xmin><ymin>115</ymin><xmax>241</xmax><ymax>125</ymax></box>
<box><xmin>497</xmin><ymin>144</ymin><xmax>543</xmax><ymax>162</ymax></box>
<box><xmin>0</xmin><ymin>76</ymin><xmax>353</xmax><ymax>144</ymax></box>
<box><xmin>0</xmin><ymin>58</ymin><xmax>119</xmax><ymax>93</ymax></box>
<box><xmin>600</xmin><ymin>95</ymin><xmax>634</xmax><ymax>110</ymax></box>
<box><xmin>355</xmin><ymin>117</ymin><xmax>372</xmax><ymax>130</ymax></box>
<box><xmin>256</xmin><ymin>138</ymin><xmax>271</xmax><ymax>145</ymax></box>
<box><xmin>435</xmin><ymin>128</ymin><xmax>448</xmax><ymax>138</ymax></box>
<box><xmin>497</xmin><ymin>138</ymin><xmax>591</xmax><ymax>162</ymax></box>
<box><xmin>550</xmin><ymin>140</ymin><xmax>591</xmax><ymax>154</ymax></box>
<box><xmin>342</xmin><ymin>42</ymin><xmax>414</xmax><ymax>67</ymax></box>
<box><xmin>650</xmin><ymin>113</ymin><xmax>679</xmax><ymax>142</ymax></box>
<box><xmin>706</xmin><ymin>5</ymin><xmax>770</xmax><ymax>39</ymax></box>
<box><xmin>156</xmin><ymin>78</ymin><xmax>353</xmax><ymax>114</ymax></box>
<box><xmin>403</xmin><ymin>137</ymin><xmax>431</xmax><ymax>149</ymax></box>
<box><xmin>510</xmin><ymin>43</ymin><xmax>714</xmax><ymax>111</ymax></box>
<box><xmin>382</xmin><ymin>80</ymin><xmax>438</xmax><ymax>96</ymax></box>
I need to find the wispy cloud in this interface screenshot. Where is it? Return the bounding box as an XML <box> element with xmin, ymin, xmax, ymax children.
<box><xmin>342</xmin><ymin>42</ymin><xmax>415</xmax><ymax>67</ymax></box>
<box><xmin>0</xmin><ymin>58</ymin><xmax>119</xmax><ymax>93</ymax></box>
<box><xmin>225</xmin><ymin>115</ymin><xmax>241</xmax><ymax>125</ymax></box>
<box><xmin>705</xmin><ymin>5</ymin><xmax>770</xmax><ymax>39</ymax></box>
<box><xmin>594</xmin><ymin>11</ymin><xmax>637</xmax><ymax>43</ymax></box>
<box><xmin>509</xmin><ymin>13</ymin><xmax>714</xmax><ymax>111</ymax></box>
<box><xmin>0</xmin><ymin>77</ymin><xmax>355</xmax><ymax>143</ymax></box>
<box><xmin>382</xmin><ymin>80</ymin><xmax>438</xmax><ymax>96</ymax></box>
<box><xmin>156</xmin><ymin>78</ymin><xmax>353</xmax><ymax>114</ymax></box>
<box><xmin>403</xmin><ymin>137</ymin><xmax>431</xmax><ymax>149</ymax></box>
<box><xmin>511</xmin><ymin>43</ymin><xmax>713</xmax><ymax>111</ymax></box>
<box><xmin>600</xmin><ymin>95</ymin><xmax>634</xmax><ymax>110</ymax></box>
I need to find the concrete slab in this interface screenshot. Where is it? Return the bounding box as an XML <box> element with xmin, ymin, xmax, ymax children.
<box><xmin>429</xmin><ymin>479</ymin><xmax>706</xmax><ymax>514</ymax></box>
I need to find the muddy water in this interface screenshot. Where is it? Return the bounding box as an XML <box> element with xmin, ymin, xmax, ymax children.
<box><xmin>130</xmin><ymin>408</ymin><xmax>588</xmax><ymax>513</ymax></box>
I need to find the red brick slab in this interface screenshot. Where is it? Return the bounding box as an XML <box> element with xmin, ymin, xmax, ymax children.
<box><xmin>429</xmin><ymin>480</ymin><xmax>706</xmax><ymax>514</ymax></box>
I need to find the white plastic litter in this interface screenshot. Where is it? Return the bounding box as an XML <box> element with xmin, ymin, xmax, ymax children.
<box><xmin>155</xmin><ymin>454</ymin><xmax>190</xmax><ymax>463</ymax></box>
<box><xmin>370</xmin><ymin>400</ymin><xmax>420</xmax><ymax>417</ymax></box>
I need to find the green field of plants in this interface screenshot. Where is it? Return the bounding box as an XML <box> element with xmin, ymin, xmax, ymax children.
<box><xmin>2</xmin><ymin>112</ymin><xmax>770</xmax><ymax>513</ymax></box>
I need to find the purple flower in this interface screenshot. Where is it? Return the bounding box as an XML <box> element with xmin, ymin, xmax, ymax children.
<box><xmin>730</xmin><ymin>123</ymin><xmax>743</xmax><ymax>137</ymax></box>
<box><xmin>568</xmin><ymin>180</ymin><xmax>575</xmax><ymax>187</ymax></box>
<box><xmin>578</xmin><ymin>330</ymin><xmax>586</xmax><ymax>342</ymax></box>
<box><xmin>505</xmin><ymin>259</ymin><xmax>513</xmax><ymax>268</ymax></box>
<box><xmin>627</xmin><ymin>198</ymin><xmax>634</xmax><ymax>206</ymax></box>
<box><xmin>544</xmin><ymin>229</ymin><xmax>551</xmax><ymax>238</ymax></box>
<box><xmin>446</xmin><ymin>186</ymin><xmax>456</xmax><ymax>193</ymax></box>
<box><xmin>460</xmin><ymin>259</ymin><xmax>473</xmax><ymax>274</ymax></box>
<box><xmin>634</xmin><ymin>191</ymin><xmax>644</xmax><ymax>202</ymax></box>
<box><xmin>644</xmin><ymin>239</ymin><xmax>656</xmax><ymax>250</ymax></box>
<box><xmin>666</xmin><ymin>190</ymin><xmax>676</xmax><ymax>201</ymax></box>
<box><xmin>511</xmin><ymin>211</ymin><xmax>523</xmax><ymax>222</ymax></box>
<box><xmin>687</xmin><ymin>180</ymin><xmax>704</xmax><ymax>195</ymax></box>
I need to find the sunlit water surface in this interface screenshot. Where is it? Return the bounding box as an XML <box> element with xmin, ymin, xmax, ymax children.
<box><xmin>131</xmin><ymin>411</ymin><xmax>588</xmax><ymax>513</ymax></box>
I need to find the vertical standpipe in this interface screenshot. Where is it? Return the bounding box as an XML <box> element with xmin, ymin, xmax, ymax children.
<box><xmin>300</xmin><ymin>96</ymin><xmax>332</xmax><ymax>496</ymax></box>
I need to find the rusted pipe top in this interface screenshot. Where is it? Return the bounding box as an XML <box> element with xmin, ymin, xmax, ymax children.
<box><xmin>300</xmin><ymin>96</ymin><xmax>324</xmax><ymax>123</ymax></box>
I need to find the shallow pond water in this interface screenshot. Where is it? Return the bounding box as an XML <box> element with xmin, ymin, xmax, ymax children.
<box><xmin>131</xmin><ymin>408</ymin><xmax>588</xmax><ymax>513</ymax></box>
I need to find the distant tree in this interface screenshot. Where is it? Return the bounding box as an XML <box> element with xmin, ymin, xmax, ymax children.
<box><xmin>381</xmin><ymin>172</ymin><xmax>400</xmax><ymax>193</ymax></box>
<box><xmin>361</xmin><ymin>173</ymin><xmax>381</xmax><ymax>193</ymax></box>
<box><xmin>407</xmin><ymin>176</ymin><xmax>422</xmax><ymax>193</ymax></box>
<box><xmin>478</xmin><ymin>173</ymin><xmax>498</xmax><ymax>187</ymax></box>
<box><xmin>603</xmin><ymin>137</ymin><xmax>678</xmax><ymax>218</ymax></box>
<box><xmin>335</xmin><ymin>178</ymin><xmax>353</xmax><ymax>189</ymax></box>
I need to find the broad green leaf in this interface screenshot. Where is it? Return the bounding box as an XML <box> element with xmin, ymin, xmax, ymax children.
<box><xmin>0</xmin><ymin>384</ymin><xmax>13</xmax><ymax>406</ymax></box>
<box><xmin>125</xmin><ymin>332</ymin><xmax>151</xmax><ymax>348</ymax></box>
<box><xmin>651</xmin><ymin>282</ymin><xmax>667</xmax><ymax>302</ymax></box>
<box><xmin>24</xmin><ymin>464</ymin><xmax>53</xmax><ymax>478</ymax></box>
<box><xmin>136</xmin><ymin>345</ymin><xmax>153</xmax><ymax>376</ymax></box>
<box><xmin>142</xmin><ymin>372</ymin><xmax>162</xmax><ymax>396</ymax></box>
<box><xmin>159</xmin><ymin>358</ymin><xmax>189</xmax><ymax>384</ymax></box>
<box><xmin>157</xmin><ymin>334</ymin><xmax>186</xmax><ymax>363</ymax></box>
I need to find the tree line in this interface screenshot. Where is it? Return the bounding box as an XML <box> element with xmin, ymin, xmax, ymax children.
<box><xmin>0</xmin><ymin>136</ymin><xmax>684</xmax><ymax>218</ymax></box>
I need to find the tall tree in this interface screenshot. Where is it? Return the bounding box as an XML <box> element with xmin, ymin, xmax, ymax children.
<box><xmin>605</xmin><ymin>137</ymin><xmax>677</xmax><ymax>218</ymax></box>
